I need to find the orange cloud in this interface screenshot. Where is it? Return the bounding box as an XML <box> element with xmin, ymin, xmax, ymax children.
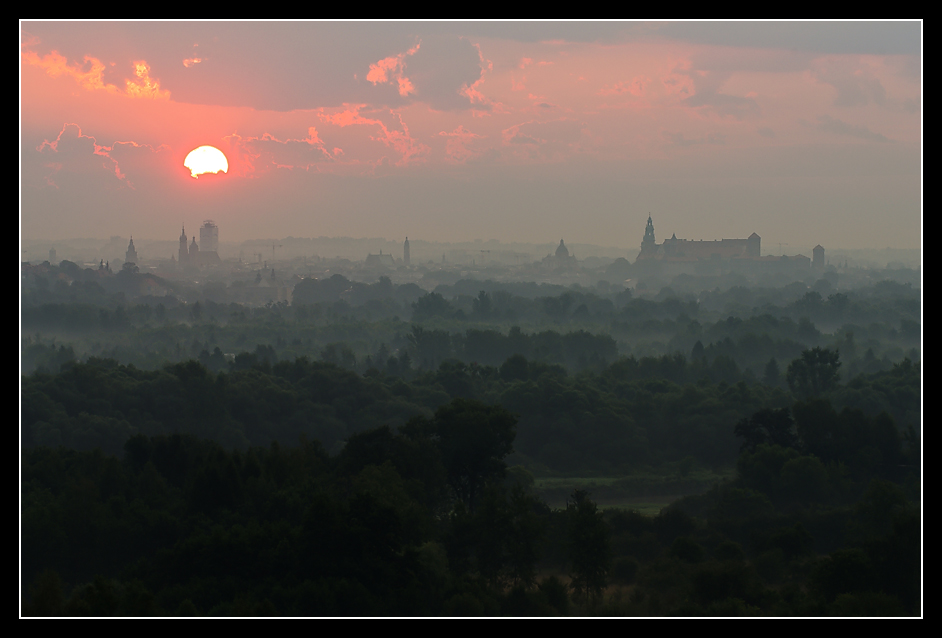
<box><xmin>22</xmin><ymin>47</ymin><xmax>169</xmax><ymax>100</ymax></box>
<box><xmin>22</xmin><ymin>49</ymin><xmax>118</xmax><ymax>94</ymax></box>
<box><xmin>183</xmin><ymin>57</ymin><xmax>202</xmax><ymax>67</ymax></box>
<box><xmin>125</xmin><ymin>60</ymin><xmax>170</xmax><ymax>99</ymax></box>
<box><xmin>318</xmin><ymin>105</ymin><xmax>429</xmax><ymax>166</ymax></box>
<box><xmin>223</xmin><ymin>127</ymin><xmax>334</xmax><ymax>174</ymax></box>
<box><xmin>367</xmin><ymin>43</ymin><xmax>420</xmax><ymax>96</ymax></box>
<box><xmin>438</xmin><ymin>125</ymin><xmax>485</xmax><ymax>163</ymax></box>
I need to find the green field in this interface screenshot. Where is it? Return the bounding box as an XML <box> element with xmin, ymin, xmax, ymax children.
<box><xmin>532</xmin><ymin>468</ymin><xmax>734</xmax><ymax>513</ymax></box>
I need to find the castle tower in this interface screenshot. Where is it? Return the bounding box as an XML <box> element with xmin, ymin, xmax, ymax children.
<box><xmin>404</xmin><ymin>237</ymin><xmax>410</xmax><ymax>265</ymax></box>
<box><xmin>638</xmin><ymin>214</ymin><xmax>658</xmax><ymax>260</ymax></box>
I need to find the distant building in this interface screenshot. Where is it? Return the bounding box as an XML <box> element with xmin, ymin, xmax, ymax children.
<box><xmin>813</xmin><ymin>245</ymin><xmax>825</xmax><ymax>270</ymax></box>
<box><xmin>189</xmin><ymin>236</ymin><xmax>200</xmax><ymax>264</ymax></box>
<box><xmin>125</xmin><ymin>236</ymin><xmax>138</xmax><ymax>264</ymax></box>
<box><xmin>365</xmin><ymin>250</ymin><xmax>396</xmax><ymax>268</ymax></box>
<box><xmin>556</xmin><ymin>239</ymin><xmax>570</xmax><ymax>259</ymax></box>
<box><xmin>179</xmin><ymin>225</ymin><xmax>190</xmax><ymax>266</ymax></box>
<box><xmin>637</xmin><ymin>216</ymin><xmax>760</xmax><ymax>261</ymax></box>
<box><xmin>198</xmin><ymin>220</ymin><xmax>221</xmax><ymax>264</ymax></box>
<box><xmin>404</xmin><ymin>237</ymin><xmax>410</xmax><ymax>265</ymax></box>
<box><xmin>48</xmin><ymin>248</ymin><xmax>57</xmax><ymax>265</ymax></box>
<box><xmin>541</xmin><ymin>238</ymin><xmax>577</xmax><ymax>271</ymax></box>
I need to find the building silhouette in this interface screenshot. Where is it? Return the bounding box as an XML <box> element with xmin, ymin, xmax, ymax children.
<box><xmin>365</xmin><ymin>249</ymin><xmax>396</xmax><ymax>269</ymax></box>
<box><xmin>637</xmin><ymin>216</ymin><xmax>760</xmax><ymax>261</ymax></box>
<box><xmin>125</xmin><ymin>236</ymin><xmax>138</xmax><ymax>264</ymax></box>
<box><xmin>403</xmin><ymin>237</ymin><xmax>410</xmax><ymax>265</ymax></box>
<box><xmin>179</xmin><ymin>225</ymin><xmax>190</xmax><ymax>266</ymax></box>
<box><xmin>177</xmin><ymin>221</ymin><xmax>222</xmax><ymax>267</ymax></box>
<box><xmin>198</xmin><ymin>220</ymin><xmax>221</xmax><ymax>264</ymax></box>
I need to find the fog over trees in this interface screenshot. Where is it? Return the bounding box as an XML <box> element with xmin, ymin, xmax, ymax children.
<box><xmin>21</xmin><ymin>247</ymin><xmax>921</xmax><ymax>616</ymax></box>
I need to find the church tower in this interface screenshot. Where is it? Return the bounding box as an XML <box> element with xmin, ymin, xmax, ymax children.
<box><xmin>125</xmin><ymin>236</ymin><xmax>138</xmax><ymax>264</ymax></box>
<box><xmin>179</xmin><ymin>225</ymin><xmax>189</xmax><ymax>265</ymax></box>
<box><xmin>404</xmin><ymin>237</ymin><xmax>410</xmax><ymax>265</ymax></box>
<box><xmin>638</xmin><ymin>214</ymin><xmax>657</xmax><ymax>260</ymax></box>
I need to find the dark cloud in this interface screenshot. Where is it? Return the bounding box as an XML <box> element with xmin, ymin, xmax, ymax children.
<box><xmin>399</xmin><ymin>36</ymin><xmax>486</xmax><ymax>111</ymax></box>
<box><xmin>813</xmin><ymin>115</ymin><xmax>891</xmax><ymax>142</ymax></box>
<box><xmin>663</xmin><ymin>131</ymin><xmax>726</xmax><ymax>147</ymax></box>
<box><xmin>684</xmin><ymin>91</ymin><xmax>761</xmax><ymax>119</ymax></box>
<box><xmin>656</xmin><ymin>21</ymin><xmax>921</xmax><ymax>56</ymax></box>
<box><xmin>813</xmin><ymin>63</ymin><xmax>888</xmax><ymax>107</ymax></box>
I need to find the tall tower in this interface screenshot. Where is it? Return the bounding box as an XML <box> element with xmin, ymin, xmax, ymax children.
<box><xmin>638</xmin><ymin>214</ymin><xmax>657</xmax><ymax>259</ymax></box>
<box><xmin>125</xmin><ymin>236</ymin><xmax>138</xmax><ymax>264</ymax></box>
<box><xmin>179</xmin><ymin>225</ymin><xmax>189</xmax><ymax>265</ymax></box>
<box><xmin>813</xmin><ymin>245</ymin><xmax>825</xmax><ymax>270</ymax></box>
<box><xmin>403</xmin><ymin>237</ymin><xmax>410</xmax><ymax>265</ymax></box>
<box><xmin>200</xmin><ymin>220</ymin><xmax>219</xmax><ymax>254</ymax></box>
<box><xmin>747</xmin><ymin>232</ymin><xmax>761</xmax><ymax>258</ymax></box>
<box><xmin>642</xmin><ymin>215</ymin><xmax>656</xmax><ymax>249</ymax></box>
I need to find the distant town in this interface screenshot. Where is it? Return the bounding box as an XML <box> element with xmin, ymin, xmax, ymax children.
<box><xmin>22</xmin><ymin>216</ymin><xmax>920</xmax><ymax>308</ymax></box>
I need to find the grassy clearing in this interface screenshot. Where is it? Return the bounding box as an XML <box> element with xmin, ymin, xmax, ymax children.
<box><xmin>531</xmin><ymin>467</ymin><xmax>734</xmax><ymax>513</ymax></box>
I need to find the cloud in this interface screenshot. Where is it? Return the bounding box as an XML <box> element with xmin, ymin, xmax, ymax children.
<box><xmin>317</xmin><ymin>105</ymin><xmax>430</xmax><ymax>166</ymax></box>
<box><xmin>757</xmin><ymin>127</ymin><xmax>775</xmax><ymax>138</ymax></box>
<box><xmin>666</xmin><ymin>62</ymin><xmax>761</xmax><ymax>119</ymax></box>
<box><xmin>662</xmin><ymin>131</ymin><xmax>727</xmax><ymax>147</ymax></box>
<box><xmin>183</xmin><ymin>57</ymin><xmax>201</xmax><ymax>67</ymax></box>
<box><xmin>683</xmin><ymin>91</ymin><xmax>761</xmax><ymax>119</ymax></box>
<box><xmin>22</xmin><ymin>49</ymin><xmax>118</xmax><ymax>94</ymax></box>
<box><xmin>31</xmin><ymin>123</ymin><xmax>169</xmax><ymax>189</ymax></box>
<box><xmin>367</xmin><ymin>42</ymin><xmax>420</xmax><ymax>97</ymax></box>
<box><xmin>362</xmin><ymin>36</ymin><xmax>496</xmax><ymax>112</ymax></box>
<box><xmin>125</xmin><ymin>60</ymin><xmax>170</xmax><ymax>99</ymax></box>
<box><xmin>501</xmin><ymin>119</ymin><xmax>591</xmax><ymax>160</ymax></box>
<box><xmin>656</xmin><ymin>22</ymin><xmax>921</xmax><ymax>56</ymax></box>
<box><xmin>811</xmin><ymin>58</ymin><xmax>888</xmax><ymax>108</ymax></box>
<box><xmin>22</xmin><ymin>44</ymin><xmax>169</xmax><ymax>100</ymax></box>
<box><xmin>230</xmin><ymin>127</ymin><xmax>335</xmax><ymax>173</ymax></box>
<box><xmin>811</xmin><ymin>115</ymin><xmax>891</xmax><ymax>142</ymax></box>
<box><xmin>438</xmin><ymin>125</ymin><xmax>486</xmax><ymax>162</ymax></box>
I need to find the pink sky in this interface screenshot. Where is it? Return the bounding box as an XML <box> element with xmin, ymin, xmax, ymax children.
<box><xmin>20</xmin><ymin>21</ymin><xmax>922</xmax><ymax>251</ymax></box>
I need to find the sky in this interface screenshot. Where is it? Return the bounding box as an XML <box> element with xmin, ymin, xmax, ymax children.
<box><xmin>20</xmin><ymin>21</ymin><xmax>922</xmax><ymax>252</ymax></box>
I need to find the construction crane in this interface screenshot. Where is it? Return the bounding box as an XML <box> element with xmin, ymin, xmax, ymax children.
<box><xmin>270</xmin><ymin>243</ymin><xmax>283</xmax><ymax>262</ymax></box>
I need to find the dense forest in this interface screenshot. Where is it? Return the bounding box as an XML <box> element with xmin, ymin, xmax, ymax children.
<box><xmin>20</xmin><ymin>266</ymin><xmax>921</xmax><ymax>616</ymax></box>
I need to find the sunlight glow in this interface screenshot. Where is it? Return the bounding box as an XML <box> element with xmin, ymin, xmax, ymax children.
<box><xmin>184</xmin><ymin>145</ymin><xmax>228</xmax><ymax>178</ymax></box>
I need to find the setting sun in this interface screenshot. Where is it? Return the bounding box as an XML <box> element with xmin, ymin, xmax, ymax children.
<box><xmin>184</xmin><ymin>145</ymin><xmax>228</xmax><ymax>179</ymax></box>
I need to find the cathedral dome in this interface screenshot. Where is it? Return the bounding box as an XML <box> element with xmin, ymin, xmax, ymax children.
<box><xmin>556</xmin><ymin>239</ymin><xmax>569</xmax><ymax>259</ymax></box>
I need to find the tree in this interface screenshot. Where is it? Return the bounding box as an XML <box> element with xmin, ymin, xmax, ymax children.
<box><xmin>434</xmin><ymin>399</ymin><xmax>517</xmax><ymax>513</ymax></box>
<box><xmin>786</xmin><ymin>347</ymin><xmax>841</xmax><ymax>398</ymax></box>
<box><xmin>734</xmin><ymin>408</ymin><xmax>799</xmax><ymax>453</ymax></box>
<box><xmin>566</xmin><ymin>490</ymin><xmax>610</xmax><ymax>605</ymax></box>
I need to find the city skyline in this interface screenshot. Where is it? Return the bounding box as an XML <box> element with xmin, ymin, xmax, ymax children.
<box><xmin>21</xmin><ymin>21</ymin><xmax>922</xmax><ymax>251</ymax></box>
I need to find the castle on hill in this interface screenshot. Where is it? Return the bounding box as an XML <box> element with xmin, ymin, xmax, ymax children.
<box><xmin>635</xmin><ymin>215</ymin><xmax>823</xmax><ymax>269</ymax></box>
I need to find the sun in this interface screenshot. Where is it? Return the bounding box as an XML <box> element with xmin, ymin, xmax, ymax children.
<box><xmin>184</xmin><ymin>146</ymin><xmax>229</xmax><ymax>179</ymax></box>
